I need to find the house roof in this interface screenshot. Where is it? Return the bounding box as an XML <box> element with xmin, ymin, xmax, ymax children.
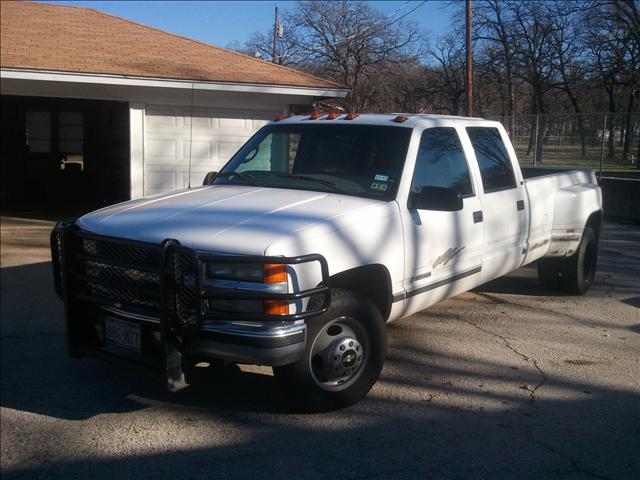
<box><xmin>0</xmin><ymin>1</ymin><xmax>345</xmax><ymax>91</ymax></box>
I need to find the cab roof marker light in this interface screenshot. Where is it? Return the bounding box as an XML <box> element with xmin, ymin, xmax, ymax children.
<box><xmin>308</xmin><ymin>113</ymin><xmax>322</xmax><ymax>120</ymax></box>
<box><xmin>393</xmin><ymin>115</ymin><xmax>409</xmax><ymax>123</ymax></box>
<box><xmin>273</xmin><ymin>113</ymin><xmax>291</xmax><ymax>122</ymax></box>
<box><xmin>325</xmin><ymin>113</ymin><xmax>341</xmax><ymax>120</ymax></box>
<box><xmin>344</xmin><ymin>113</ymin><xmax>359</xmax><ymax>120</ymax></box>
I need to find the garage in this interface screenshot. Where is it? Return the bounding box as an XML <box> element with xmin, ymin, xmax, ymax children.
<box><xmin>1</xmin><ymin>95</ymin><xmax>130</xmax><ymax>216</ymax></box>
<box><xmin>0</xmin><ymin>2</ymin><xmax>347</xmax><ymax>216</ymax></box>
<box><xmin>143</xmin><ymin>106</ymin><xmax>271</xmax><ymax>196</ymax></box>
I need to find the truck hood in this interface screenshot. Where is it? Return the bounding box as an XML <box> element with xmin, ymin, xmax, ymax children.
<box><xmin>77</xmin><ymin>185</ymin><xmax>385</xmax><ymax>255</ymax></box>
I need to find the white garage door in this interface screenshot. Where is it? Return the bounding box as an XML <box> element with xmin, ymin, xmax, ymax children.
<box><xmin>143</xmin><ymin>106</ymin><xmax>273</xmax><ymax>196</ymax></box>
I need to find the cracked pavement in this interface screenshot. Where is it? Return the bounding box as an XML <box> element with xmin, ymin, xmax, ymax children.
<box><xmin>1</xmin><ymin>216</ymin><xmax>639</xmax><ymax>479</ymax></box>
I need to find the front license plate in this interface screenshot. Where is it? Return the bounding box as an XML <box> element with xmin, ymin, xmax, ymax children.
<box><xmin>105</xmin><ymin>317</ymin><xmax>141</xmax><ymax>353</ymax></box>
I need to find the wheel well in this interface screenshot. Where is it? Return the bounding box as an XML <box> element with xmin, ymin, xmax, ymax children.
<box><xmin>330</xmin><ymin>264</ymin><xmax>392</xmax><ymax>320</ymax></box>
<box><xmin>586</xmin><ymin>210</ymin><xmax>603</xmax><ymax>235</ymax></box>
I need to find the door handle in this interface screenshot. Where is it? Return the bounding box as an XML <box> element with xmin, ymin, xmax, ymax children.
<box><xmin>473</xmin><ymin>210</ymin><xmax>483</xmax><ymax>223</ymax></box>
<box><xmin>517</xmin><ymin>200</ymin><xmax>525</xmax><ymax>211</ymax></box>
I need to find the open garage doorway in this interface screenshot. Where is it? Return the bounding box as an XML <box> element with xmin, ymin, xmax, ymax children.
<box><xmin>1</xmin><ymin>96</ymin><xmax>130</xmax><ymax>219</ymax></box>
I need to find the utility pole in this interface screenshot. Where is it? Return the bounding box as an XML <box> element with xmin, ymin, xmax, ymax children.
<box><xmin>272</xmin><ymin>3</ymin><xmax>279</xmax><ymax>64</ymax></box>
<box><xmin>465</xmin><ymin>0</ymin><xmax>473</xmax><ymax>117</ymax></box>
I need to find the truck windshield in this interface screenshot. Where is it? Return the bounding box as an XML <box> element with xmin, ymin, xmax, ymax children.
<box><xmin>211</xmin><ymin>124</ymin><xmax>412</xmax><ymax>200</ymax></box>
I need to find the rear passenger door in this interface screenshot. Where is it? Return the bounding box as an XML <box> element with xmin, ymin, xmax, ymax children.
<box><xmin>465</xmin><ymin>126</ymin><xmax>527</xmax><ymax>283</ymax></box>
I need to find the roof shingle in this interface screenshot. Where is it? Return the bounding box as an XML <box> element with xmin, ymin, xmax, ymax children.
<box><xmin>0</xmin><ymin>1</ymin><xmax>343</xmax><ymax>90</ymax></box>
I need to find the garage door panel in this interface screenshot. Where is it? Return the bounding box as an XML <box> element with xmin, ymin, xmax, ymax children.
<box><xmin>143</xmin><ymin>105</ymin><xmax>277</xmax><ymax>196</ymax></box>
<box><xmin>218</xmin><ymin>140</ymin><xmax>244</xmax><ymax>161</ymax></box>
<box><xmin>145</xmin><ymin>107</ymin><xmax>180</xmax><ymax>126</ymax></box>
<box><xmin>145</xmin><ymin>169</ymin><xmax>177</xmax><ymax>196</ymax></box>
<box><xmin>146</xmin><ymin>139</ymin><xmax>177</xmax><ymax>162</ymax></box>
<box><xmin>182</xmin><ymin>140</ymin><xmax>213</xmax><ymax>162</ymax></box>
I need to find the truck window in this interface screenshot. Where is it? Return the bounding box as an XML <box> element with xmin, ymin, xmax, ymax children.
<box><xmin>466</xmin><ymin>127</ymin><xmax>516</xmax><ymax>193</ymax></box>
<box><xmin>410</xmin><ymin>127</ymin><xmax>473</xmax><ymax>197</ymax></box>
<box><xmin>216</xmin><ymin>124</ymin><xmax>412</xmax><ymax>200</ymax></box>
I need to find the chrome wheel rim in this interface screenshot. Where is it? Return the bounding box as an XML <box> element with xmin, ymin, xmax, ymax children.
<box><xmin>309</xmin><ymin>316</ymin><xmax>368</xmax><ymax>391</ymax></box>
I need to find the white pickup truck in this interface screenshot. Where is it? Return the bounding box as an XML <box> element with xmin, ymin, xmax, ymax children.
<box><xmin>51</xmin><ymin>114</ymin><xmax>602</xmax><ymax>411</ymax></box>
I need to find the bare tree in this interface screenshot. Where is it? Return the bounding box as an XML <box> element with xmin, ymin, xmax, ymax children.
<box><xmin>584</xmin><ymin>0</ymin><xmax>640</xmax><ymax>160</ymax></box>
<box><xmin>424</xmin><ymin>34</ymin><xmax>467</xmax><ymax>115</ymax></box>
<box><xmin>285</xmin><ymin>0</ymin><xmax>423</xmax><ymax>112</ymax></box>
<box><xmin>473</xmin><ymin>0</ymin><xmax>517</xmax><ymax>134</ymax></box>
<box><xmin>546</xmin><ymin>1</ymin><xmax>592</xmax><ymax>157</ymax></box>
<box><xmin>243</xmin><ymin>24</ymin><xmax>302</xmax><ymax>66</ymax></box>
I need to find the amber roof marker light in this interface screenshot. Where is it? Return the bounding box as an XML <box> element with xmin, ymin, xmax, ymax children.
<box><xmin>393</xmin><ymin>115</ymin><xmax>409</xmax><ymax>123</ymax></box>
<box><xmin>344</xmin><ymin>113</ymin><xmax>359</xmax><ymax>120</ymax></box>
<box><xmin>273</xmin><ymin>113</ymin><xmax>292</xmax><ymax>122</ymax></box>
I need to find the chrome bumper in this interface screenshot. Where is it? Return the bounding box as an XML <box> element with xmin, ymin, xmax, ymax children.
<box><xmin>188</xmin><ymin>321</ymin><xmax>307</xmax><ymax>366</ymax></box>
<box><xmin>100</xmin><ymin>305</ymin><xmax>307</xmax><ymax>366</ymax></box>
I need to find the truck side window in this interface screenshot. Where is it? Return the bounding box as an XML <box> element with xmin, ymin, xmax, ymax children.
<box><xmin>466</xmin><ymin>127</ymin><xmax>516</xmax><ymax>193</ymax></box>
<box><xmin>410</xmin><ymin>127</ymin><xmax>473</xmax><ymax>197</ymax></box>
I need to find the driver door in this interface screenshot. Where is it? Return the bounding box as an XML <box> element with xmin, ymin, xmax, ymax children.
<box><xmin>401</xmin><ymin>127</ymin><xmax>484</xmax><ymax>315</ymax></box>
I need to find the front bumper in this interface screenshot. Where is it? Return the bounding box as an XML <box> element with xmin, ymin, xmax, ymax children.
<box><xmin>51</xmin><ymin>221</ymin><xmax>330</xmax><ymax>389</ymax></box>
<box><xmin>190</xmin><ymin>321</ymin><xmax>307</xmax><ymax>366</ymax></box>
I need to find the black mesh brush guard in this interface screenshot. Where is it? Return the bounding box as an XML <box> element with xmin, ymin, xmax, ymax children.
<box><xmin>51</xmin><ymin>221</ymin><xmax>331</xmax><ymax>391</ymax></box>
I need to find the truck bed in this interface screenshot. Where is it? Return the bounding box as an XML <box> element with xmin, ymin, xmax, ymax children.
<box><xmin>521</xmin><ymin>166</ymin><xmax>594</xmax><ymax>180</ymax></box>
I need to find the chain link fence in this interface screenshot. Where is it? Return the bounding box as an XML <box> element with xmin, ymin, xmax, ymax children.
<box><xmin>491</xmin><ymin>113</ymin><xmax>640</xmax><ymax>175</ymax></box>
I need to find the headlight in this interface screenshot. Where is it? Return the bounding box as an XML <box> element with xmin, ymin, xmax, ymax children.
<box><xmin>206</xmin><ymin>262</ymin><xmax>264</xmax><ymax>282</ymax></box>
<box><xmin>204</xmin><ymin>262</ymin><xmax>289</xmax><ymax>316</ymax></box>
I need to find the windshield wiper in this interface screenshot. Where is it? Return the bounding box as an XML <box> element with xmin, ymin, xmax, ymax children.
<box><xmin>216</xmin><ymin>171</ymin><xmax>258</xmax><ymax>185</ymax></box>
<box><xmin>277</xmin><ymin>174</ymin><xmax>341</xmax><ymax>193</ymax></box>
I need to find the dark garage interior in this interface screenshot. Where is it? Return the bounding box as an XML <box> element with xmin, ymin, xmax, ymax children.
<box><xmin>1</xmin><ymin>95</ymin><xmax>130</xmax><ymax>218</ymax></box>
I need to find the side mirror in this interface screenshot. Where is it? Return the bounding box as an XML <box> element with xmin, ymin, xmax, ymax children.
<box><xmin>408</xmin><ymin>186</ymin><xmax>463</xmax><ymax>211</ymax></box>
<box><xmin>203</xmin><ymin>171</ymin><xmax>217</xmax><ymax>185</ymax></box>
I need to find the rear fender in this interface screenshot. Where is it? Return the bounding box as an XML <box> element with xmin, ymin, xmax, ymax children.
<box><xmin>547</xmin><ymin>184</ymin><xmax>602</xmax><ymax>257</ymax></box>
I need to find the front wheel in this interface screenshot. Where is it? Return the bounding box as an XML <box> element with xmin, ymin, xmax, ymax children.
<box><xmin>274</xmin><ymin>289</ymin><xmax>386</xmax><ymax>412</ymax></box>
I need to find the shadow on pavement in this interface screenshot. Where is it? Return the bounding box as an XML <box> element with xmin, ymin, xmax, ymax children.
<box><xmin>1</xmin><ymin>328</ymin><xmax>639</xmax><ymax>479</ymax></box>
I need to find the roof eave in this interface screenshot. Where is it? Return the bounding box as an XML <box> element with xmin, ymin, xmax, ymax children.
<box><xmin>0</xmin><ymin>68</ymin><xmax>349</xmax><ymax>98</ymax></box>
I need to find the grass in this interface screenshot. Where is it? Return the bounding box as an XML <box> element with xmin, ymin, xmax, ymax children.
<box><xmin>511</xmin><ymin>142</ymin><xmax>640</xmax><ymax>173</ymax></box>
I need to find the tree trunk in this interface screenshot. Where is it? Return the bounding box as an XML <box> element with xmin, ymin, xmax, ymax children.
<box><xmin>534</xmin><ymin>91</ymin><xmax>545</xmax><ymax>164</ymax></box>
<box><xmin>622</xmin><ymin>93</ymin><xmax>635</xmax><ymax>165</ymax></box>
<box><xmin>565</xmin><ymin>91</ymin><xmax>586</xmax><ymax>157</ymax></box>
<box><xmin>506</xmin><ymin>60</ymin><xmax>515</xmax><ymax>138</ymax></box>
<box><xmin>607</xmin><ymin>91</ymin><xmax>616</xmax><ymax>160</ymax></box>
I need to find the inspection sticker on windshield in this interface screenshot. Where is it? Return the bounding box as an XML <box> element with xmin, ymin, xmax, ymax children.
<box><xmin>370</xmin><ymin>181</ymin><xmax>388</xmax><ymax>192</ymax></box>
<box><xmin>374</xmin><ymin>174</ymin><xmax>389</xmax><ymax>182</ymax></box>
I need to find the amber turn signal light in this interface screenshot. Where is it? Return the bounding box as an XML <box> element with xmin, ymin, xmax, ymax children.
<box><xmin>264</xmin><ymin>300</ymin><xmax>289</xmax><ymax>315</ymax></box>
<box><xmin>264</xmin><ymin>263</ymin><xmax>287</xmax><ymax>284</ymax></box>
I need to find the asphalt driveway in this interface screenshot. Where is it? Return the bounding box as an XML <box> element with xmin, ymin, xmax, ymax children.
<box><xmin>1</xmin><ymin>216</ymin><xmax>638</xmax><ymax>479</ymax></box>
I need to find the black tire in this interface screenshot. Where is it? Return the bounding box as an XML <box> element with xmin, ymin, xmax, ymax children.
<box><xmin>273</xmin><ymin>289</ymin><xmax>386</xmax><ymax>412</ymax></box>
<box><xmin>537</xmin><ymin>258</ymin><xmax>563</xmax><ymax>290</ymax></box>
<box><xmin>561</xmin><ymin>226</ymin><xmax>598</xmax><ymax>295</ymax></box>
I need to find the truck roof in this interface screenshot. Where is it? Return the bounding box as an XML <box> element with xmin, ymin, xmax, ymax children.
<box><xmin>273</xmin><ymin>113</ymin><xmax>497</xmax><ymax>128</ymax></box>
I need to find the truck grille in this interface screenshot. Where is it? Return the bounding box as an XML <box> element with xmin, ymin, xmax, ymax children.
<box><xmin>77</xmin><ymin>237</ymin><xmax>163</xmax><ymax>313</ymax></box>
<box><xmin>172</xmin><ymin>248</ymin><xmax>198</xmax><ymax>325</ymax></box>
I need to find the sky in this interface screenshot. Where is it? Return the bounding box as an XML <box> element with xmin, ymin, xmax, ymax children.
<box><xmin>42</xmin><ymin>1</ymin><xmax>454</xmax><ymax>50</ymax></box>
